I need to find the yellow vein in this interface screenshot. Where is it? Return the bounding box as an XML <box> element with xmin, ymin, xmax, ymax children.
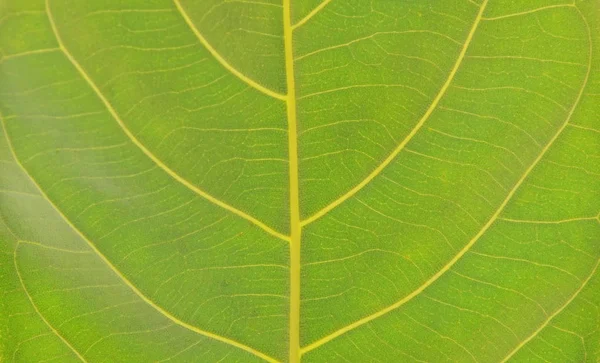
<box><xmin>499</xmin><ymin>216</ymin><xmax>599</xmax><ymax>224</ymax></box>
<box><xmin>283</xmin><ymin>0</ymin><xmax>302</xmax><ymax>361</ymax></box>
<box><xmin>301</xmin><ymin>2</ymin><xmax>592</xmax><ymax>354</ymax></box>
<box><xmin>301</xmin><ymin>0</ymin><xmax>488</xmax><ymax>227</ymax></box>
<box><xmin>0</xmin><ymin>47</ymin><xmax>61</xmax><ymax>62</ymax></box>
<box><xmin>13</xmin><ymin>243</ymin><xmax>87</xmax><ymax>362</ymax></box>
<box><xmin>18</xmin><ymin>240</ymin><xmax>91</xmax><ymax>255</ymax></box>
<box><xmin>501</xmin><ymin>259</ymin><xmax>599</xmax><ymax>362</ymax></box>
<box><xmin>1</xmin><ymin>115</ymin><xmax>280</xmax><ymax>363</ymax></box>
<box><xmin>569</xmin><ymin>123</ymin><xmax>600</xmax><ymax>134</ymax></box>
<box><xmin>172</xmin><ymin>0</ymin><xmax>287</xmax><ymax>101</ymax></box>
<box><xmin>45</xmin><ymin>0</ymin><xmax>289</xmax><ymax>243</ymax></box>
<box><xmin>292</xmin><ymin>0</ymin><xmax>332</xmax><ymax>31</ymax></box>
<box><xmin>482</xmin><ymin>4</ymin><xmax>575</xmax><ymax>21</ymax></box>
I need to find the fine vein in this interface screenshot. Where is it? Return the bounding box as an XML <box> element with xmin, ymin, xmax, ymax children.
<box><xmin>45</xmin><ymin>0</ymin><xmax>289</xmax><ymax>243</ymax></box>
<box><xmin>301</xmin><ymin>1</ymin><xmax>592</xmax><ymax>354</ymax></box>
<box><xmin>13</xmin><ymin>243</ymin><xmax>87</xmax><ymax>362</ymax></box>
<box><xmin>301</xmin><ymin>0</ymin><xmax>489</xmax><ymax>227</ymax></box>
<box><xmin>501</xmin><ymin>259</ymin><xmax>599</xmax><ymax>362</ymax></box>
<box><xmin>1</xmin><ymin>113</ymin><xmax>279</xmax><ymax>363</ymax></box>
<box><xmin>173</xmin><ymin>0</ymin><xmax>287</xmax><ymax>101</ymax></box>
<box><xmin>292</xmin><ymin>0</ymin><xmax>332</xmax><ymax>30</ymax></box>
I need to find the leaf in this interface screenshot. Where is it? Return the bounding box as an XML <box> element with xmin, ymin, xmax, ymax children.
<box><xmin>1</xmin><ymin>0</ymin><xmax>599</xmax><ymax>362</ymax></box>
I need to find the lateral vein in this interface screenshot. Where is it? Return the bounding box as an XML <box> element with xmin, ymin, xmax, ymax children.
<box><xmin>2</xmin><ymin>113</ymin><xmax>280</xmax><ymax>363</ymax></box>
<box><xmin>301</xmin><ymin>0</ymin><xmax>488</xmax><ymax>227</ymax></box>
<box><xmin>501</xmin><ymin>259</ymin><xmax>599</xmax><ymax>362</ymax></box>
<box><xmin>13</xmin><ymin>244</ymin><xmax>87</xmax><ymax>362</ymax></box>
<box><xmin>45</xmin><ymin>0</ymin><xmax>289</xmax><ymax>243</ymax></box>
<box><xmin>292</xmin><ymin>0</ymin><xmax>332</xmax><ymax>31</ymax></box>
<box><xmin>172</xmin><ymin>0</ymin><xmax>287</xmax><ymax>101</ymax></box>
<box><xmin>300</xmin><ymin>1</ymin><xmax>593</xmax><ymax>354</ymax></box>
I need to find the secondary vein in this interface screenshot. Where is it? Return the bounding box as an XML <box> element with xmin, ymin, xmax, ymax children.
<box><xmin>301</xmin><ymin>1</ymin><xmax>594</xmax><ymax>354</ymax></box>
<box><xmin>301</xmin><ymin>0</ymin><xmax>489</xmax><ymax>228</ymax></box>
<box><xmin>2</xmin><ymin>111</ymin><xmax>280</xmax><ymax>363</ymax></box>
<box><xmin>45</xmin><ymin>0</ymin><xmax>289</xmax><ymax>243</ymax></box>
<box><xmin>173</xmin><ymin>0</ymin><xmax>287</xmax><ymax>101</ymax></box>
<box><xmin>292</xmin><ymin>0</ymin><xmax>333</xmax><ymax>31</ymax></box>
<box><xmin>13</xmin><ymin>243</ymin><xmax>87</xmax><ymax>362</ymax></box>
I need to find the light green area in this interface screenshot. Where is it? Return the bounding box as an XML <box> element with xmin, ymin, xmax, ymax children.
<box><xmin>1</xmin><ymin>0</ymin><xmax>599</xmax><ymax>362</ymax></box>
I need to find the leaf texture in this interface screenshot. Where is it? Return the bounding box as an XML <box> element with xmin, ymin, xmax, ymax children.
<box><xmin>1</xmin><ymin>0</ymin><xmax>599</xmax><ymax>362</ymax></box>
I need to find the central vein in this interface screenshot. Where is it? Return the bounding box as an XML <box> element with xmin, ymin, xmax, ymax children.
<box><xmin>283</xmin><ymin>0</ymin><xmax>301</xmax><ymax>362</ymax></box>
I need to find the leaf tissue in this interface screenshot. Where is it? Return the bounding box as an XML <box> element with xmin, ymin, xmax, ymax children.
<box><xmin>1</xmin><ymin>0</ymin><xmax>599</xmax><ymax>362</ymax></box>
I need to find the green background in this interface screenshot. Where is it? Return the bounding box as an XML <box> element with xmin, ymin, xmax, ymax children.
<box><xmin>1</xmin><ymin>0</ymin><xmax>599</xmax><ymax>361</ymax></box>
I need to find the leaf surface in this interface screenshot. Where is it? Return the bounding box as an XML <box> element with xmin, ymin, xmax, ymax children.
<box><xmin>1</xmin><ymin>0</ymin><xmax>599</xmax><ymax>362</ymax></box>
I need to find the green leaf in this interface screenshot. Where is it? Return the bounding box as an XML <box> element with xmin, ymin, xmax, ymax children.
<box><xmin>1</xmin><ymin>0</ymin><xmax>599</xmax><ymax>362</ymax></box>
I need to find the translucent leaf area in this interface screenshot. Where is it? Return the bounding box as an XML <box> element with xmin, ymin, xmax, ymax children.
<box><xmin>1</xmin><ymin>0</ymin><xmax>599</xmax><ymax>362</ymax></box>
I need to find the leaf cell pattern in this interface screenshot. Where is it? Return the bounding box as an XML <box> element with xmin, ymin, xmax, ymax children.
<box><xmin>1</xmin><ymin>0</ymin><xmax>599</xmax><ymax>362</ymax></box>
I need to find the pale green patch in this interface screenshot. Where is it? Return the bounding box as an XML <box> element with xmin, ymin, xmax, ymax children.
<box><xmin>1</xmin><ymin>0</ymin><xmax>599</xmax><ymax>362</ymax></box>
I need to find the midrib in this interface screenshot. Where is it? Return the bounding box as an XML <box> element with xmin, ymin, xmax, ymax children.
<box><xmin>282</xmin><ymin>0</ymin><xmax>301</xmax><ymax>362</ymax></box>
